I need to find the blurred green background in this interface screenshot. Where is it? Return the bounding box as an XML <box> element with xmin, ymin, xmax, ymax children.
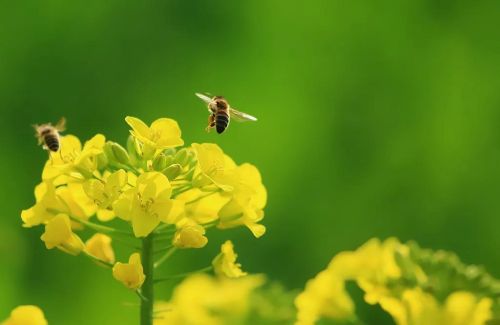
<box><xmin>1</xmin><ymin>0</ymin><xmax>500</xmax><ymax>323</ymax></box>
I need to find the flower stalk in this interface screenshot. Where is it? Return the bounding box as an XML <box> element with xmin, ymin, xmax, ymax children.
<box><xmin>140</xmin><ymin>233</ymin><xmax>154</xmax><ymax>325</ymax></box>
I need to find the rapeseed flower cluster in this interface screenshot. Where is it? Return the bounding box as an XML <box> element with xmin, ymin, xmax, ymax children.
<box><xmin>21</xmin><ymin>116</ymin><xmax>266</xmax><ymax>324</ymax></box>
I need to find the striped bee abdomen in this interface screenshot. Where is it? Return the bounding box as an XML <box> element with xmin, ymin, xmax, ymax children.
<box><xmin>216</xmin><ymin>111</ymin><xmax>230</xmax><ymax>134</ymax></box>
<box><xmin>44</xmin><ymin>134</ymin><xmax>60</xmax><ymax>152</ymax></box>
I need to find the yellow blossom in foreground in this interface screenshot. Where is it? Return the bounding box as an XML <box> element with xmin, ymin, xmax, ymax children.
<box><xmin>379</xmin><ymin>289</ymin><xmax>493</xmax><ymax>325</ymax></box>
<box><xmin>113</xmin><ymin>172</ymin><xmax>173</xmax><ymax>237</ymax></box>
<box><xmin>218</xmin><ymin>163</ymin><xmax>267</xmax><ymax>238</ymax></box>
<box><xmin>212</xmin><ymin>240</ymin><xmax>247</xmax><ymax>278</ymax></box>
<box><xmin>85</xmin><ymin>233</ymin><xmax>115</xmax><ymax>264</ymax></box>
<box><xmin>125</xmin><ymin>116</ymin><xmax>183</xmax><ymax>150</ymax></box>
<box><xmin>2</xmin><ymin>305</ymin><xmax>47</xmax><ymax>325</ymax></box>
<box><xmin>294</xmin><ymin>269</ymin><xmax>354</xmax><ymax>325</ymax></box>
<box><xmin>112</xmin><ymin>253</ymin><xmax>145</xmax><ymax>289</ymax></box>
<box><xmin>154</xmin><ymin>274</ymin><xmax>265</xmax><ymax>325</ymax></box>
<box><xmin>191</xmin><ymin>143</ymin><xmax>236</xmax><ymax>191</ymax></box>
<box><xmin>329</xmin><ymin>237</ymin><xmax>403</xmax><ymax>304</ymax></box>
<box><xmin>40</xmin><ymin>214</ymin><xmax>84</xmax><ymax>255</ymax></box>
<box><xmin>83</xmin><ymin>169</ymin><xmax>128</xmax><ymax>221</ymax></box>
<box><xmin>173</xmin><ymin>220</ymin><xmax>208</xmax><ymax>249</ymax></box>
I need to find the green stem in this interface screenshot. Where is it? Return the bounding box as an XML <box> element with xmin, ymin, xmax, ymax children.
<box><xmin>69</xmin><ymin>216</ymin><xmax>133</xmax><ymax>236</ymax></box>
<box><xmin>154</xmin><ymin>266</ymin><xmax>213</xmax><ymax>283</ymax></box>
<box><xmin>140</xmin><ymin>233</ymin><xmax>154</xmax><ymax>325</ymax></box>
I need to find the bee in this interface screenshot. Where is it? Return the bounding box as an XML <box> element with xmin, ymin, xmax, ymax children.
<box><xmin>33</xmin><ymin>117</ymin><xmax>66</xmax><ymax>152</ymax></box>
<box><xmin>195</xmin><ymin>93</ymin><xmax>257</xmax><ymax>134</ymax></box>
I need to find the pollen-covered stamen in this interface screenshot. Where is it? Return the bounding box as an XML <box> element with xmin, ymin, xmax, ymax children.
<box><xmin>137</xmin><ymin>193</ymin><xmax>156</xmax><ymax>214</ymax></box>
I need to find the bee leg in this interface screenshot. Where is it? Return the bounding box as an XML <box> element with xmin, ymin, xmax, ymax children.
<box><xmin>48</xmin><ymin>151</ymin><xmax>54</xmax><ymax>165</ymax></box>
<box><xmin>206</xmin><ymin>114</ymin><xmax>216</xmax><ymax>132</ymax></box>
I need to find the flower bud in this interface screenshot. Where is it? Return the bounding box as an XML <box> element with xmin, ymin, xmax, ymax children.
<box><xmin>173</xmin><ymin>224</ymin><xmax>208</xmax><ymax>249</ymax></box>
<box><xmin>162</xmin><ymin>164</ymin><xmax>182</xmax><ymax>180</ymax></box>
<box><xmin>164</xmin><ymin>148</ymin><xmax>177</xmax><ymax>157</ymax></box>
<box><xmin>173</xmin><ymin>148</ymin><xmax>189</xmax><ymax>166</ymax></box>
<box><xmin>111</xmin><ymin>142</ymin><xmax>130</xmax><ymax>165</ymax></box>
<box><xmin>152</xmin><ymin>154</ymin><xmax>168</xmax><ymax>171</ymax></box>
<box><xmin>126</xmin><ymin>135</ymin><xmax>141</xmax><ymax>164</ymax></box>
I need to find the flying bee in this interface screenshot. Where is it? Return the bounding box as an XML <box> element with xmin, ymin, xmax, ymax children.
<box><xmin>195</xmin><ymin>93</ymin><xmax>257</xmax><ymax>134</ymax></box>
<box><xmin>33</xmin><ymin>117</ymin><xmax>66</xmax><ymax>152</ymax></box>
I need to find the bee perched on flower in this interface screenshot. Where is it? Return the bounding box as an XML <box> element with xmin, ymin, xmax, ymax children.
<box><xmin>22</xmin><ymin>114</ymin><xmax>267</xmax><ymax>325</ymax></box>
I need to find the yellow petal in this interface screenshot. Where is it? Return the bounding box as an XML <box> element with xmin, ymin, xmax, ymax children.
<box><xmin>112</xmin><ymin>252</ymin><xmax>145</xmax><ymax>289</ymax></box>
<box><xmin>2</xmin><ymin>305</ymin><xmax>48</xmax><ymax>325</ymax></box>
<box><xmin>173</xmin><ymin>223</ymin><xmax>208</xmax><ymax>249</ymax></box>
<box><xmin>85</xmin><ymin>233</ymin><xmax>115</xmax><ymax>264</ymax></box>
<box><xmin>212</xmin><ymin>240</ymin><xmax>247</xmax><ymax>278</ymax></box>
<box><xmin>40</xmin><ymin>214</ymin><xmax>84</xmax><ymax>255</ymax></box>
<box><xmin>125</xmin><ymin>116</ymin><xmax>151</xmax><ymax>139</ymax></box>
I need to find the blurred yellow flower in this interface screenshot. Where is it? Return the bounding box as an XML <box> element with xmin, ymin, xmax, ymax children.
<box><xmin>212</xmin><ymin>240</ymin><xmax>247</xmax><ymax>278</ymax></box>
<box><xmin>2</xmin><ymin>305</ymin><xmax>47</xmax><ymax>325</ymax></box>
<box><xmin>125</xmin><ymin>116</ymin><xmax>183</xmax><ymax>150</ymax></box>
<box><xmin>85</xmin><ymin>233</ymin><xmax>115</xmax><ymax>264</ymax></box>
<box><xmin>295</xmin><ymin>269</ymin><xmax>354</xmax><ymax>325</ymax></box>
<box><xmin>153</xmin><ymin>274</ymin><xmax>265</xmax><ymax>325</ymax></box>
<box><xmin>379</xmin><ymin>289</ymin><xmax>493</xmax><ymax>325</ymax></box>
<box><xmin>218</xmin><ymin>163</ymin><xmax>267</xmax><ymax>238</ymax></box>
<box><xmin>173</xmin><ymin>220</ymin><xmax>208</xmax><ymax>249</ymax></box>
<box><xmin>112</xmin><ymin>252</ymin><xmax>145</xmax><ymax>290</ymax></box>
<box><xmin>40</xmin><ymin>213</ymin><xmax>84</xmax><ymax>255</ymax></box>
<box><xmin>42</xmin><ymin>134</ymin><xmax>105</xmax><ymax>181</ymax></box>
<box><xmin>191</xmin><ymin>143</ymin><xmax>236</xmax><ymax>191</ymax></box>
<box><xmin>83</xmin><ymin>169</ymin><xmax>128</xmax><ymax>221</ymax></box>
<box><xmin>113</xmin><ymin>171</ymin><xmax>173</xmax><ymax>237</ymax></box>
<box><xmin>329</xmin><ymin>237</ymin><xmax>402</xmax><ymax>304</ymax></box>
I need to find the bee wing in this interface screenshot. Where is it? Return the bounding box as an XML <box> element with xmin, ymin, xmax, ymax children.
<box><xmin>55</xmin><ymin>117</ymin><xmax>66</xmax><ymax>132</ymax></box>
<box><xmin>195</xmin><ymin>93</ymin><xmax>215</xmax><ymax>113</ymax></box>
<box><xmin>229</xmin><ymin>108</ymin><xmax>258</xmax><ymax>122</ymax></box>
<box><xmin>195</xmin><ymin>93</ymin><xmax>213</xmax><ymax>104</ymax></box>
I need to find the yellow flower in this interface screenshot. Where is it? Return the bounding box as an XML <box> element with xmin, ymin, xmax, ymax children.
<box><xmin>153</xmin><ymin>274</ymin><xmax>265</xmax><ymax>325</ymax></box>
<box><xmin>176</xmin><ymin>188</ymin><xmax>230</xmax><ymax>224</ymax></box>
<box><xmin>328</xmin><ymin>237</ymin><xmax>402</xmax><ymax>304</ymax></box>
<box><xmin>294</xmin><ymin>269</ymin><xmax>354</xmax><ymax>325</ymax></box>
<box><xmin>294</xmin><ymin>238</ymin><xmax>404</xmax><ymax>325</ymax></box>
<box><xmin>191</xmin><ymin>143</ymin><xmax>236</xmax><ymax>191</ymax></box>
<box><xmin>40</xmin><ymin>214</ymin><xmax>85</xmax><ymax>255</ymax></box>
<box><xmin>42</xmin><ymin>134</ymin><xmax>105</xmax><ymax>181</ymax></box>
<box><xmin>85</xmin><ymin>233</ymin><xmax>115</xmax><ymax>264</ymax></box>
<box><xmin>125</xmin><ymin>116</ymin><xmax>184</xmax><ymax>150</ymax></box>
<box><xmin>113</xmin><ymin>172</ymin><xmax>174</xmax><ymax>237</ymax></box>
<box><xmin>22</xmin><ymin>181</ymin><xmax>97</xmax><ymax>227</ymax></box>
<box><xmin>21</xmin><ymin>181</ymin><xmax>66</xmax><ymax>227</ymax></box>
<box><xmin>83</xmin><ymin>169</ymin><xmax>128</xmax><ymax>221</ymax></box>
<box><xmin>218</xmin><ymin>164</ymin><xmax>267</xmax><ymax>238</ymax></box>
<box><xmin>112</xmin><ymin>252</ymin><xmax>145</xmax><ymax>289</ymax></box>
<box><xmin>2</xmin><ymin>305</ymin><xmax>47</xmax><ymax>325</ymax></box>
<box><xmin>212</xmin><ymin>240</ymin><xmax>247</xmax><ymax>278</ymax></box>
<box><xmin>172</xmin><ymin>219</ymin><xmax>208</xmax><ymax>249</ymax></box>
<box><xmin>379</xmin><ymin>289</ymin><xmax>493</xmax><ymax>325</ymax></box>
